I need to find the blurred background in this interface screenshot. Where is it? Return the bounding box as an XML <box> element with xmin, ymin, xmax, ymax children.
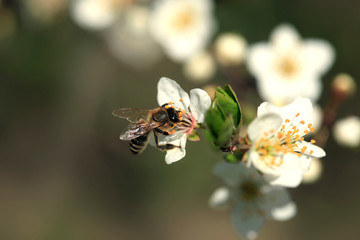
<box><xmin>1</xmin><ymin>0</ymin><xmax>360</xmax><ymax>239</ymax></box>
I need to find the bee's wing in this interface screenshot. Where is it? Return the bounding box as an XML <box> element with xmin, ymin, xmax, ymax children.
<box><xmin>119</xmin><ymin>122</ymin><xmax>161</xmax><ymax>140</ymax></box>
<box><xmin>112</xmin><ymin>108</ymin><xmax>152</xmax><ymax>123</ymax></box>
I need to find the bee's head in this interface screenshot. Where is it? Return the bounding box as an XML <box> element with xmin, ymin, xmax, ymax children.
<box><xmin>166</xmin><ymin>108</ymin><xmax>180</xmax><ymax>123</ymax></box>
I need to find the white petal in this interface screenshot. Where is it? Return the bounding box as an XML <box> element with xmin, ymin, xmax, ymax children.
<box><xmin>246</xmin><ymin>43</ymin><xmax>273</xmax><ymax>77</ymax></box>
<box><xmin>231</xmin><ymin>203</ymin><xmax>265</xmax><ymax>240</ymax></box>
<box><xmin>189</xmin><ymin>88</ymin><xmax>211</xmax><ymax>123</ymax></box>
<box><xmin>261</xmin><ymin>186</ymin><xmax>297</xmax><ymax>221</ymax></box>
<box><xmin>157</xmin><ymin>77</ymin><xmax>190</xmax><ymax>110</ymax></box>
<box><xmin>270</xmin><ymin>23</ymin><xmax>301</xmax><ymax>50</ymax></box>
<box><xmin>213</xmin><ymin>161</ymin><xmax>249</xmax><ymax>187</ymax></box>
<box><xmin>164</xmin><ymin>135</ymin><xmax>187</xmax><ymax>164</ymax></box>
<box><xmin>248</xmin><ymin>113</ymin><xmax>283</xmax><ymax>142</ymax></box>
<box><xmin>258</xmin><ymin>97</ymin><xmax>314</xmax><ymax>133</ymax></box>
<box><xmin>208</xmin><ymin>187</ymin><xmax>231</xmax><ymax>210</ymax></box>
<box><xmin>296</xmin><ymin>141</ymin><xmax>326</xmax><ymax>158</ymax></box>
<box><xmin>263</xmin><ymin>154</ymin><xmax>304</xmax><ymax>188</ymax></box>
<box><xmin>303</xmin><ymin>39</ymin><xmax>335</xmax><ymax>75</ymax></box>
<box><xmin>299</xmin><ymin>155</ymin><xmax>312</xmax><ymax>173</ymax></box>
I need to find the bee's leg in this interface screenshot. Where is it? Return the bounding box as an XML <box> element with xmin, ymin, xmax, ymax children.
<box><xmin>154</xmin><ymin>128</ymin><xmax>170</xmax><ymax>136</ymax></box>
<box><xmin>153</xmin><ymin>132</ymin><xmax>179</xmax><ymax>151</ymax></box>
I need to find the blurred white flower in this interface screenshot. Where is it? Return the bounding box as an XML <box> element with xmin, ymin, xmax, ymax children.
<box><xmin>214</xmin><ymin>32</ymin><xmax>247</xmax><ymax>66</ymax></box>
<box><xmin>71</xmin><ymin>0</ymin><xmax>131</xmax><ymax>30</ymax></box>
<box><xmin>332</xmin><ymin>73</ymin><xmax>357</xmax><ymax>99</ymax></box>
<box><xmin>155</xmin><ymin>77</ymin><xmax>211</xmax><ymax>164</ymax></box>
<box><xmin>211</xmin><ymin>161</ymin><xmax>296</xmax><ymax>239</ymax></box>
<box><xmin>247</xmin><ymin>23</ymin><xmax>335</xmax><ymax>105</ymax></box>
<box><xmin>333</xmin><ymin>116</ymin><xmax>360</xmax><ymax>148</ymax></box>
<box><xmin>149</xmin><ymin>0</ymin><xmax>216</xmax><ymax>62</ymax></box>
<box><xmin>105</xmin><ymin>4</ymin><xmax>162</xmax><ymax>69</ymax></box>
<box><xmin>247</xmin><ymin>97</ymin><xmax>326</xmax><ymax>188</ymax></box>
<box><xmin>24</xmin><ymin>0</ymin><xmax>69</xmax><ymax>24</ymax></box>
<box><xmin>183</xmin><ymin>51</ymin><xmax>216</xmax><ymax>83</ymax></box>
<box><xmin>302</xmin><ymin>158</ymin><xmax>323</xmax><ymax>184</ymax></box>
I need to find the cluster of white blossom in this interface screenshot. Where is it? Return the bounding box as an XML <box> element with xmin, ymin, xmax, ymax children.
<box><xmin>123</xmin><ymin>77</ymin><xmax>326</xmax><ymax>239</ymax></box>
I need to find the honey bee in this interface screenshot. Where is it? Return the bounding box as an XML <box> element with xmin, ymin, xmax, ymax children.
<box><xmin>112</xmin><ymin>104</ymin><xmax>183</xmax><ymax>154</ymax></box>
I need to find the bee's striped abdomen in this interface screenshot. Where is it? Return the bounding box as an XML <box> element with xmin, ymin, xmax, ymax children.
<box><xmin>129</xmin><ymin>133</ymin><xmax>149</xmax><ymax>154</ymax></box>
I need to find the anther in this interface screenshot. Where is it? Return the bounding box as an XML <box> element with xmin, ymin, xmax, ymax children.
<box><xmin>310</xmin><ymin>127</ymin><xmax>315</xmax><ymax>132</ymax></box>
<box><xmin>296</xmin><ymin>113</ymin><xmax>300</xmax><ymax>117</ymax></box>
<box><xmin>285</xmin><ymin>119</ymin><xmax>290</xmax><ymax>123</ymax></box>
<box><xmin>179</xmin><ymin>99</ymin><xmax>183</xmax><ymax>102</ymax></box>
<box><xmin>300</xmin><ymin>120</ymin><xmax>305</xmax><ymax>124</ymax></box>
<box><xmin>165</xmin><ymin>105</ymin><xmax>170</xmax><ymax>109</ymax></box>
<box><xmin>309</xmin><ymin>150</ymin><xmax>314</xmax><ymax>155</ymax></box>
<box><xmin>308</xmin><ymin>123</ymin><xmax>313</xmax><ymax>128</ymax></box>
<box><xmin>169</xmin><ymin>101</ymin><xmax>173</xmax><ymax>105</ymax></box>
<box><xmin>310</xmin><ymin>139</ymin><xmax>316</xmax><ymax>144</ymax></box>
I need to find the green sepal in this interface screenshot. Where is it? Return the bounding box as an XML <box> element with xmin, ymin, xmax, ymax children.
<box><xmin>224</xmin><ymin>154</ymin><xmax>239</xmax><ymax>163</ymax></box>
<box><xmin>215</xmin><ymin>85</ymin><xmax>242</xmax><ymax>129</ymax></box>
<box><xmin>205</xmin><ymin>99</ymin><xmax>226</xmax><ymax>141</ymax></box>
<box><xmin>187</xmin><ymin>130</ymin><xmax>201</xmax><ymax>141</ymax></box>
<box><xmin>215</xmin><ymin>116</ymin><xmax>234</xmax><ymax>147</ymax></box>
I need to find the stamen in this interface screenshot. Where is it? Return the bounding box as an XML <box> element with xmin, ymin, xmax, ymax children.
<box><xmin>301</xmin><ymin>146</ymin><xmax>307</xmax><ymax>153</ymax></box>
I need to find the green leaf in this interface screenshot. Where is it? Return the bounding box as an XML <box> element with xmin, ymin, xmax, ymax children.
<box><xmin>187</xmin><ymin>130</ymin><xmax>201</xmax><ymax>141</ymax></box>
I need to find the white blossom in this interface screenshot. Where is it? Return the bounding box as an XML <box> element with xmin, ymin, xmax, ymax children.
<box><xmin>70</xmin><ymin>0</ymin><xmax>131</xmax><ymax>31</ymax></box>
<box><xmin>247</xmin><ymin>23</ymin><xmax>335</xmax><ymax>105</ymax></box>
<box><xmin>333</xmin><ymin>116</ymin><xmax>360</xmax><ymax>148</ymax></box>
<box><xmin>104</xmin><ymin>4</ymin><xmax>162</xmax><ymax>69</ymax></box>
<box><xmin>211</xmin><ymin>161</ymin><xmax>296</xmax><ymax>239</ymax></box>
<box><xmin>183</xmin><ymin>51</ymin><xmax>216</xmax><ymax>83</ymax></box>
<box><xmin>247</xmin><ymin>97</ymin><xmax>326</xmax><ymax>188</ymax></box>
<box><xmin>149</xmin><ymin>0</ymin><xmax>216</xmax><ymax>62</ymax></box>
<box><xmin>155</xmin><ymin>77</ymin><xmax>211</xmax><ymax>164</ymax></box>
<box><xmin>214</xmin><ymin>32</ymin><xmax>248</xmax><ymax>66</ymax></box>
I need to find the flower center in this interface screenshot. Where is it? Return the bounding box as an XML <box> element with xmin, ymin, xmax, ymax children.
<box><xmin>240</xmin><ymin>180</ymin><xmax>260</xmax><ymax>201</ymax></box>
<box><xmin>171</xmin><ymin>6</ymin><xmax>195</xmax><ymax>31</ymax></box>
<box><xmin>254</xmin><ymin>113</ymin><xmax>316</xmax><ymax>168</ymax></box>
<box><xmin>276</xmin><ymin>55</ymin><xmax>300</xmax><ymax>78</ymax></box>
